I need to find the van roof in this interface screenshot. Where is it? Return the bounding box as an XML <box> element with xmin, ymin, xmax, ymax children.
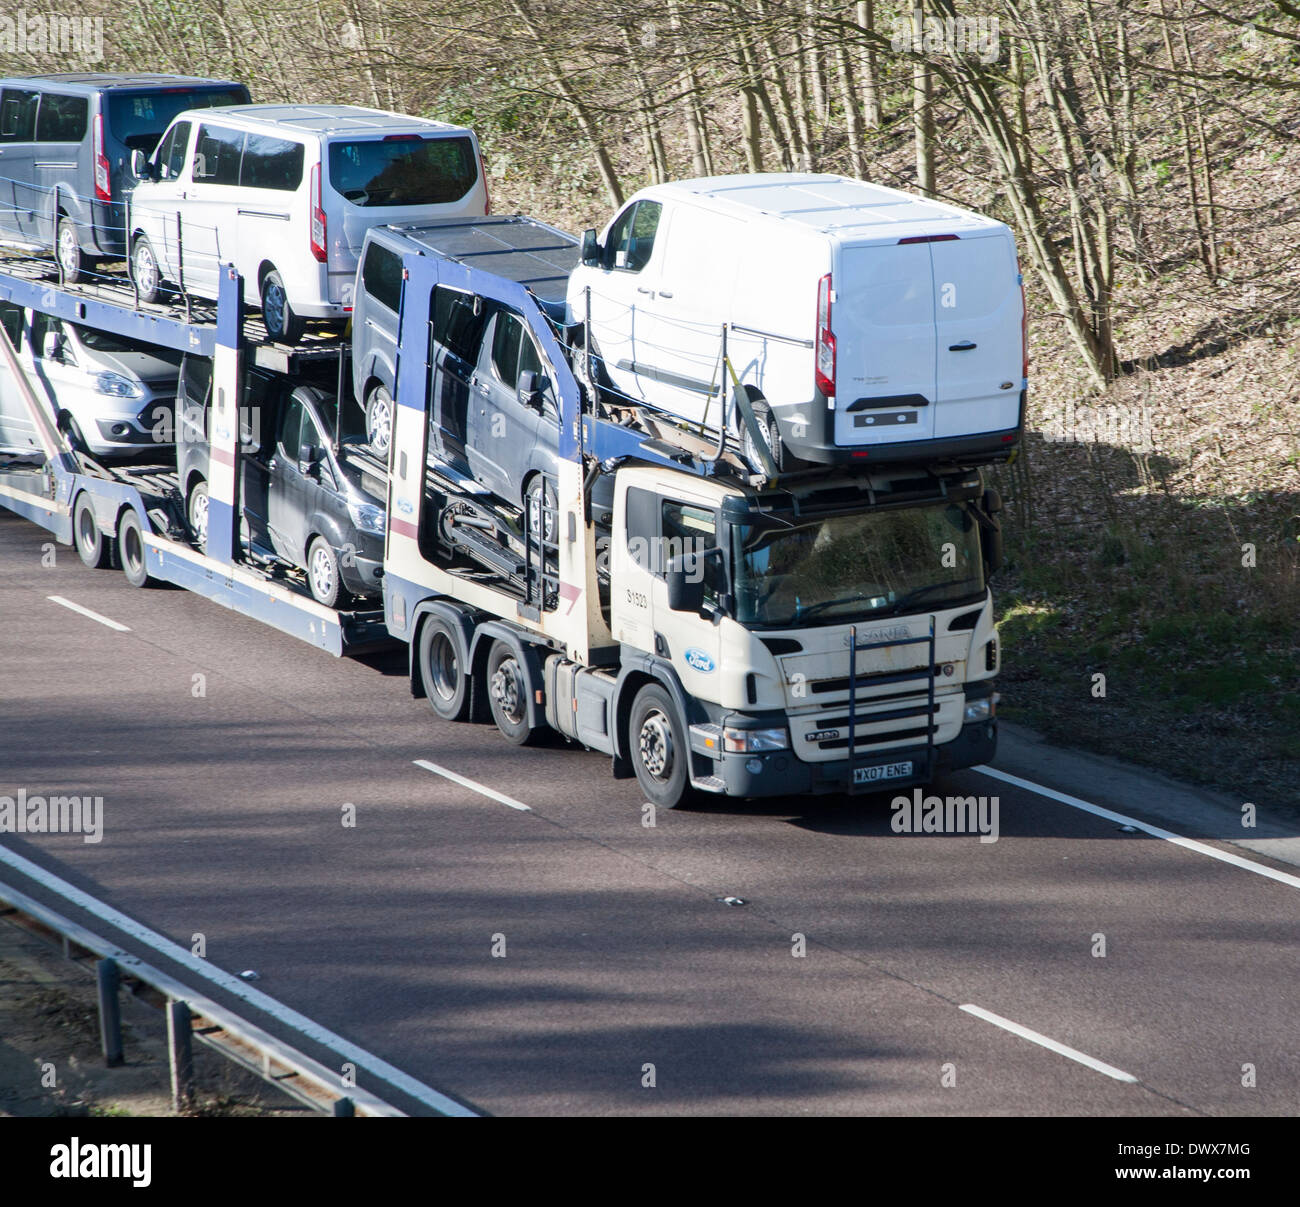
<box><xmin>379</xmin><ymin>216</ymin><xmax>580</xmax><ymax>320</ymax></box>
<box><xmin>173</xmin><ymin>103</ymin><xmax>472</xmax><ymax>140</ymax></box>
<box><xmin>0</xmin><ymin>73</ymin><xmax>244</xmax><ymax>94</ymax></box>
<box><xmin>643</xmin><ymin>173</ymin><xmax>1007</xmax><ymax>244</ymax></box>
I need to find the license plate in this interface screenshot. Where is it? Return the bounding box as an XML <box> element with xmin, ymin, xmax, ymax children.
<box><xmin>853</xmin><ymin>761</ymin><xmax>913</xmax><ymax>785</ymax></box>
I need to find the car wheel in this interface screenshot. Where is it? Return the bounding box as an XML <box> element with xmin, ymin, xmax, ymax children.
<box><xmin>131</xmin><ymin>236</ymin><xmax>162</xmax><ymax>304</ymax></box>
<box><xmin>418</xmin><ymin>614</ymin><xmax>472</xmax><ymax>722</ymax></box>
<box><xmin>307</xmin><ymin>535</ymin><xmax>348</xmax><ymax>607</ymax></box>
<box><xmin>524</xmin><ymin>475</ymin><xmax>558</xmax><ymax>545</ymax></box>
<box><xmin>486</xmin><ymin>639</ymin><xmax>539</xmax><ymax>746</ymax></box>
<box><xmin>56</xmin><ymin>216</ymin><xmax>87</xmax><ymax>284</ymax></box>
<box><xmin>187</xmin><ymin>478</ymin><xmax>209</xmax><ymax>550</ymax></box>
<box><xmin>73</xmin><ymin>492</ymin><xmax>113</xmax><ymax>569</ymax></box>
<box><xmin>261</xmin><ymin>269</ymin><xmax>304</xmax><ymax>344</ymax></box>
<box><xmin>629</xmin><ymin>682</ymin><xmax>693</xmax><ymax>809</ymax></box>
<box><xmin>365</xmin><ymin>384</ymin><xmax>393</xmax><ymax>458</ymax></box>
<box><xmin>117</xmin><ymin>508</ymin><xmax>152</xmax><ymax>588</ymax></box>
<box><xmin>740</xmin><ymin>397</ymin><xmax>784</xmax><ymax>475</ymax></box>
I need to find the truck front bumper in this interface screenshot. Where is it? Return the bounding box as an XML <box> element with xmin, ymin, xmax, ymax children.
<box><xmin>692</xmin><ymin>719</ymin><xmax>997</xmax><ymax>799</ymax></box>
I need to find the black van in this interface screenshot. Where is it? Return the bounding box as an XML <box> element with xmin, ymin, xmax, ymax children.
<box><xmin>0</xmin><ymin>73</ymin><xmax>248</xmax><ymax>282</ymax></box>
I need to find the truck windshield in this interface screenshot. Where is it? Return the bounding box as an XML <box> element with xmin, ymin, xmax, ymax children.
<box><xmin>328</xmin><ymin>136</ymin><xmax>477</xmax><ymax>206</ymax></box>
<box><xmin>731</xmin><ymin>503</ymin><xmax>985</xmax><ymax>628</ymax></box>
<box><xmin>107</xmin><ymin>88</ymin><xmax>247</xmax><ymax>152</ymax></box>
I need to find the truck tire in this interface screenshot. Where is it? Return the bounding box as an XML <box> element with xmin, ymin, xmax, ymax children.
<box><xmin>628</xmin><ymin>682</ymin><xmax>693</xmax><ymax>809</ymax></box>
<box><xmin>56</xmin><ymin>215</ymin><xmax>87</xmax><ymax>284</ymax></box>
<box><xmin>73</xmin><ymin>493</ymin><xmax>113</xmax><ymax>569</ymax></box>
<box><xmin>486</xmin><ymin>639</ymin><xmax>540</xmax><ymax>746</ymax></box>
<box><xmin>117</xmin><ymin>509</ymin><xmax>152</xmax><ymax>588</ymax></box>
<box><xmin>261</xmin><ymin>269</ymin><xmax>304</xmax><ymax>344</ymax></box>
<box><xmin>418</xmin><ymin>614</ymin><xmax>472</xmax><ymax>722</ymax></box>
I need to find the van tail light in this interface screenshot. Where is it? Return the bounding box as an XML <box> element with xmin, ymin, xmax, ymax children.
<box><xmin>815</xmin><ymin>272</ymin><xmax>836</xmax><ymax>398</ymax></box>
<box><xmin>480</xmin><ymin>151</ymin><xmax>490</xmax><ymax>215</ymax></box>
<box><xmin>310</xmin><ymin>162</ymin><xmax>327</xmax><ymax>263</ymax></box>
<box><xmin>1018</xmin><ymin>261</ymin><xmax>1029</xmax><ymax>378</ymax></box>
<box><xmin>93</xmin><ymin>114</ymin><xmax>111</xmax><ymax>202</ymax></box>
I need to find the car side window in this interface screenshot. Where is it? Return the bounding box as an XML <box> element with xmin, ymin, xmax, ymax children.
<box><xmin>490</xmin><ymin>311</ymin><xmax>522</xmax><ymax>386</ymax></box>
<box><xmin>278</xmin><ymin>397</ymin><xmax>302</xmax><ymax>461</ymax></box>
<box><xmin>432</xmin><ymin>287</ymin><xmax>484</xmax><ymax>363</ymax></box>
<box><xmin>194</xmin><ymin>125</ymin><xmax>243</xmax><ymax>186</ymax></box>
<box><xmin>35</xmin><ymin>94</ymin><xmax>88</xmax><ymax>143</ymax></box>
<box><xmin>30</xmin><ymin>313</ymin><xmax>70</xmax><ymax>363</ymax></box>
<box><xmin>362</xmin><ymin>243</ymin><xmax>403</xmax><ymax>315</ymax></box>
<box><xmin>0</xmin><ymin>302</ymin><xmax>22</xmax><ymax>347</ymax></box>
<box><xmin>606</xmin><ymin>200</ymin><xmax>662</xmax><ymax>272</ymax></box>
<box><xmin>157</xmin><ymin>122</ymin><xmax>191</xmax><ymax>181</ymax></box>
<box><xmin>0</xmin><ymin>89</ymin><xmax>38</xmax><ymax>142</ymax></box>
<box><xmin>517</xmin><ymin>333</ymin><xmax>556</xmax><ymax>416</ymax></box>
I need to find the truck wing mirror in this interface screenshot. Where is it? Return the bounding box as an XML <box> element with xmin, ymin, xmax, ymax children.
<box><xmin>665</xmin><ymin>554</ymin><xmax>706</xmax><ymax>614</ymax></box>
<box><xmin>580</xmin><ymin>229</ymin><xmax>602</xmax><ymax>267</ymax></box>
<box><xmin>983</xmin><ymin>486</ymin><xmax>1003</xmax><ymax>516</ymax></box>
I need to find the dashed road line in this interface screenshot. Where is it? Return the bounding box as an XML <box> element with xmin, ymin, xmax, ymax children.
<box><xmin>47</xmin><ymin>594</ymin><xmax>130</xmax><ymax>632</ymax></box>
<box><xmin>960</xmin><ymin>1004</ymin><xmax>1139</xmax><ymax>1083</ymax></box>
<box><xmin>414</xmin><ymin>759</ymin><xmax>532</xmax><ymax>812</ymax></box>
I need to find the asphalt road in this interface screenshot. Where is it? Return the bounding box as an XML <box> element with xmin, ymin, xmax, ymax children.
<box><xmin>1</xmin><ymin>506</ymin><xmax>1297</xmax><ymax>1117</ymax></box>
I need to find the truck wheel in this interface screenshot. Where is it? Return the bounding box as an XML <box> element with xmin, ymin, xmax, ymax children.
<box><xmin>56</xmin><ymin>216</ymin><xmax>87</xmax><ymax>284</ymax></box>
<box><xmin>131</xmin><ymin>236</ymin><xmax>162</xmax><ymax>304</ymax></box>
<box><xmin>486</xmin><ymin>639</ymin><xmax>539</xmax><ymax>746</ymax></box>
<box><xmin>73</xmin><ymin>493</ymin><xmax>113</xmax><ymax>569</ymax></box>
<box><xmin>186</xmin><ymin>478</ymin><xmax>209</xmax><ymax>550</ymax></box>
<box><xmin>261</xmin><ymin>269</ymin><xmax>304</xmax><ymax>344</ymax></box>
<box><xmin>307</xmin><ymin>536</ymin><xmax>348</xmax><ymax>608</ymax></box>
<box><xmin>117</xmin><ymin>509</ymin><xmax>152</xmax><ymax>588</ymax></box>
<box><xmin>365</xmin><ymin>385</ymin><xmax>393</xmax><ymax>459</ymax></box>
<box><xmin>418</xmin><ymin>615</ymin><xmax>471</xmax><ymax>722</ymax></box>
<box><xmin>628</xmin><ymin>683</ymin><xmax>693</xmax><ymax>809</ymax></box>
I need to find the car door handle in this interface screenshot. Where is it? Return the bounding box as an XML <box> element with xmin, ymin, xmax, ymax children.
<box><xmin>948</xmin><ymin>341</ymin><xmax>977</xmax><ymax>352</ymax></box>
<box><xmin>636</xmin><ymin>286</ymin><xmax>654</xmax><ymax>295</ymax></box>
<box><xmin>658</xmin><ymin>290</ymin><xmax>673</xmax><ymax>298</ymax></box>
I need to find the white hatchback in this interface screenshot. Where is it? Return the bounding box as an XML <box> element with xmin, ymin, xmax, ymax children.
<box><xmin>128</xmin><ymin>104</ymin><xmax>487</xmax><ymax>342</ymax></box>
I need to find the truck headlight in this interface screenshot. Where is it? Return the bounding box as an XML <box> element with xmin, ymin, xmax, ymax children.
<box><xmin>95</xmin><ymin>371</ymin><xmax>144</xmax><ymax>399</ymax></box>
<box><xmin>347</xmin><ymin>498</ymin><xmax>386</xmax><ymax>535</ymax></box>
<box><xmin>964</xmin><ymin>696</ymin><xmax>997</xmax><ymax>723</ymax></box>
<box><xmin>723</xmin><ymin>726</ymin><xmax>789</xmax><ymax>753</ymax></box>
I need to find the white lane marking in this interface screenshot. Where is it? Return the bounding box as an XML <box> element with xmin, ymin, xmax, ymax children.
<box><xmin>414</xmin><ymin>759</ymin><xmax>532</xmax><ymax>812</ymax></box>
<box><xmin>960</xmin><ymin>1004</ymin><xmax>1138</xmax><ymax>1083</ymax></box>
<box><xmin>47</xmin><ymin>595</ymin><xmax>131</xmax><ymax>632</ymax></box>
<box><xmin>0</xmin><ymin>845</ymin><xmax>477</xmax><ymax>1117</ymax></box>
<box><xmin>975</xmin><ymin>765</ymin><xmax>1300</xmax><ymax>892</ymax></box>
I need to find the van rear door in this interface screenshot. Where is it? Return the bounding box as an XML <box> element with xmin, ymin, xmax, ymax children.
<box><xmin>833</xmin><ymin>242</ymin><xmax>937</xmax><ymax>448</ymax></box>
<box><xmin>929</xmin><ymin>231</ymin><xmax>1022</xmax><ymax>439</ymax></box>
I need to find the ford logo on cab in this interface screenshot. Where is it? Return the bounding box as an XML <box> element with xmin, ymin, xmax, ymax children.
<box><xmin>684</xmin><ymin>648</ymin><xmax>715</xmax><ymax>673</ymax></box>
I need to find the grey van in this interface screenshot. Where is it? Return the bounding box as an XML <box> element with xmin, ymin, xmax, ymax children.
<box><xmin>0</xmin><ymin>73</ymin><xmax>248</xmax><ymax>281</ymax></box>
<box><xmin>352</xmin><ymin>218</ymin><xmax>577</xmax><ymax>530</ymax></box>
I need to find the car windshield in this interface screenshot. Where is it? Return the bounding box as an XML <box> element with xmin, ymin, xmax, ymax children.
<box><xmin>731</xmin><ymin>503</ymin><xmax>985</xmax><ymax>628</ymax></box>
<box><xmin>107</xmin><ymin>88</ymin><xmax>246</xmax><ymax>152</ymax></box>
<box><xmin>328</xmin><ymin>135</ymin><xmax>477</xmax><ymax>207</ymax></box>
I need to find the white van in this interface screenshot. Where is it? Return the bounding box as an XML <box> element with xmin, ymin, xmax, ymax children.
<box><xmin>128</xmin><ymin>104</ymin><xmax>487</xmax><ymax>342</ymax></box>
<box><xmin>0</xmin><ymin>301</ymin><xmax>179</xmax><ymax>457</ymax></box>
<box><xmin>567</xmin><ymin>173</ymin><xmax>1027</xmax><ymax>470</ymax></box>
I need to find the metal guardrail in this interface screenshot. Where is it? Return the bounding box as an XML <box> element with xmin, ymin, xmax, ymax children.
<box><xmin>0</xmin><ymin>878</ymin><xmax>406</xmax><ymax>1117</ymax></box>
